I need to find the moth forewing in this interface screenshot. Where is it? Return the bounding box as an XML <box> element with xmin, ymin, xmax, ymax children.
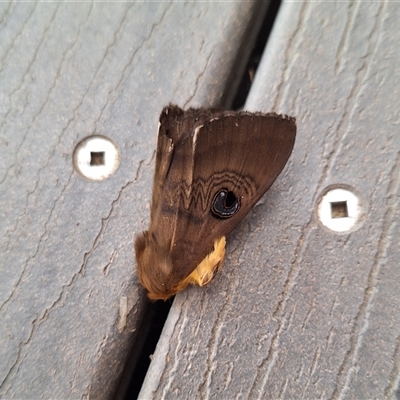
<box><xmin>135</xmin><ymin>105</ymin><xmax>296</xmax><ymax>300</ymax></box>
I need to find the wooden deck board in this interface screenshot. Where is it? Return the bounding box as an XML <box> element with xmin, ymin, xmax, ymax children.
<box><xmin>139</xmin><ymin>2</ymin><xmax>400</xmax><ymax>398</ymax></box>
<box><xmin>0</xmin><ymin>2</ymin><xmax>268</xmax><ymax>398</ymax></box>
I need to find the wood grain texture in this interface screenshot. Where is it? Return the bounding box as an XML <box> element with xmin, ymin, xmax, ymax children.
<box><xmin>0</xmin><ymin>1</ymin><xmax>268</xmax><ymax>398</ymax></box>
<box><xmin>140</xmin><ymin>1</ymin><xmax>400</xmax><ymax>399</ymax></box>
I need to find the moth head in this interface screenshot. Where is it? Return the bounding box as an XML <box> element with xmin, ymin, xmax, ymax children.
<box><xmin>134</xmin><ymin>231</ymin><xmax>180</xmax><ymax>301</ymax></box>
<box><xmin>135</xmin><ymin>232</ymin><xmax>227</xmax><ymax>301</ymax></box>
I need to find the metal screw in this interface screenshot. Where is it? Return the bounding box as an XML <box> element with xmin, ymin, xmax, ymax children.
<box><xmin>317</xmin><ymin>185</ymin><xmax>365</xmax><ymax>233</ymax></box>
<box><xmin>73</xmin><ymin>135</ymin><xmax>120</xmax><ymax>181</ymax></box>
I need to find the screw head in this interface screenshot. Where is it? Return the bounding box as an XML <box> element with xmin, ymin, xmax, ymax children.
<box><xmin>73</xmin><ymin>135</ymin><xmax>120</xmax><ymax>181</ymax></box>
<box><xmin>316</xmin><ymin>184</ymin><xmax>366</xmax><ymax>233</ymax></box>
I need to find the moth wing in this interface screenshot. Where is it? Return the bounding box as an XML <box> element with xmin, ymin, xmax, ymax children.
<box><xmin>169</xmin><ymin>112</ymin><xmax>296</xmax><ymax>281</ymax></box>
<box><xmin>146</xmin><ymin>106</ymin><xmax>193</xmax><ymax>251</ymax></box>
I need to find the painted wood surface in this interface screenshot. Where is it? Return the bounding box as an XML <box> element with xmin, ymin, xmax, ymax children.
<box><xmin>0</xmin><ymin>2</ymin><xmax>268</xmax><ymax>398</ymax></box>
<box><xmin>140</xmin><ymin>2</ymin><xmax>400</xmax><ymax>399</ymax></box>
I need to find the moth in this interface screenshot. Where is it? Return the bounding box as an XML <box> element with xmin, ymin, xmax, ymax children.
<box><xmin>135</xmin><ymin>105</ymin><xmax>296</xmax><ymax>300</ymax></box>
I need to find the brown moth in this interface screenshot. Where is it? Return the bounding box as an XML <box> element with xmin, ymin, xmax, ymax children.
<box><xmin>135</xmin><ymin>105</ymin><xmax>296</xmax><ymax>300</ymax></box>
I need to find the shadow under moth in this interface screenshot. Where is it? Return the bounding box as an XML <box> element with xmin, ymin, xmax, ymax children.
<box><xmin>135</xmin><ymin>105</ymin><xmax>296</xmax><ymax>300</ymax></box>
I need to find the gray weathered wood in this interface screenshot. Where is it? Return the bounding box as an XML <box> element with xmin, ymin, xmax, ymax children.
<box><xmin>139</xmin><ymin>1</ymin><xmax>400</xmax><ymax>398</ymax></box>
<box><xmin>0</xmin><ymin>1</ymin><xmax>268</xmax><ymax>398</ymax></box>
